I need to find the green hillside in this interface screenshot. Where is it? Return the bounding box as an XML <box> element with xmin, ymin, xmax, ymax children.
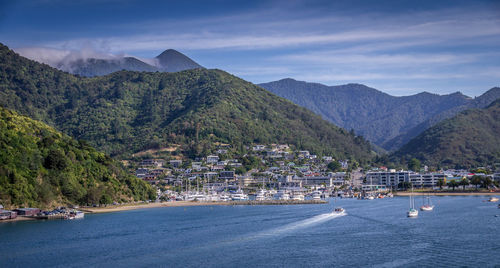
<box><xmin>0</xmin><ymin>107</ymin><xmax>155</xmax><ymax>209</ymax></box>
<box><xmin>260</xmin><ymin>79</ymin><xmax>500</xmax><ymax>151</ymax></box>
<box><xmin>392</xmin><ymin>99</ymin><xmax>500</xmax><ymax>168</ymax></box>
<box><xmin>0</xmin><ymin>43</ymin><xmax>373</xmax><ymax>162</ymax></box>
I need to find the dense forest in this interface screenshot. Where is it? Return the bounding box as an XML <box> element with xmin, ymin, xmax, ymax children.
<box><xmin>0</xmin><ymin>107</ymin><xmax>155</xmax><ymax>209</ymax></box>
<box><xmin>392</xmin><ymin>99</ymin><xmax>500</xmax><ymax>169</ymax></box>
<box><xmin>0</xmin><ymin>43</ymin><xmax>374</xmax><ymax>162</ymax></box>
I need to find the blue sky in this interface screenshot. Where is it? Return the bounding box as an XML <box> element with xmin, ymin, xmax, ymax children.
<box><xmin>1</xmin><ymin>0</ymin><xmax>499</xmax><ymax>96</ymax></box>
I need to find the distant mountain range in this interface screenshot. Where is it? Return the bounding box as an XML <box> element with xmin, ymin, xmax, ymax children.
<box><xmin>0</xmin><ymin>43</ymin><xmax>373</xmax><ymax>162</ymax></box>
<box><xmin>44</xmin><ymin>49</ymin><xmax>203</xmax><ymax>77</ymax></box>
<box><xmin>392</xmin><ymin>99</ymin><xmax>500</xmax><ymax>168</ymax></box>
<box><xmin>259</xmin><ymin>79</ymin><xmax>500</xmax><ymax>151</ymax></box>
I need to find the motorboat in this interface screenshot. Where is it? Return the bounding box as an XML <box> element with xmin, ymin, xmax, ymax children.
<box><xmin>231</xmin><ymin>188</ymin><xmax>249</xmax><ymax>201</ymax></box>
<box><xmin>255</xmin><ymin>189</ymin><xmax>267</xmax><ymax>201</ymax></box>
<box><xmin>275</xmin><ymin>190</ymin><xmax>290</xmax><ymax>200</ymax></box>
<box><xmin>488</xmin><ymin>197</ymin><xmax>499</xmax><ymax>202</ymax></box>
<box><xmin>67</xmin><ymin>210</ymin><xmax>84</xmax><ymax>220</ymax></box>
<box><xmin>333</xmin><ymin>207</ymin><xmax>345</xmax><ymax>214</ymax></box>
<box><xmin>291</xmin><ymin>193</ymin><xmax>304</xmax><ymax>201</ymax></box>
<box><xmin>219</xmin><ymin>193</ymin><xmax>231</xmax><ymax>202</ymax></box>
<box><xmin>311</xmin><ymin>191</ymin><xmax>321</xmax><ymax>200</ymax></box>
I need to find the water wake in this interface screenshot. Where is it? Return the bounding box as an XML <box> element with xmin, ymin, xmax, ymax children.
<box><xmin>252</xmin><ymin>212</ymin><xmax>346</xmax><ymax>238</ymax></box>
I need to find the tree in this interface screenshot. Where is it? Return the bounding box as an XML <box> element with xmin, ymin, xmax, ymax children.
<box><xmin>459</xmin><ymin>178</ymin><xmax>469</xmax><ymax>190</ymax></box>
<box><xmin>470</xmin><ymin>175</ymin><xmax>482</xmax><ymax>190</ymax></box>
<box><xmin>398</xmin><ymin>181</ymin><xmax>412</xmax><ymax>190</ymax></box>
<box><xmin>481</xmin><ymin>177</ymin><xmax>493</xmax><ymax>189</ymax></box>
<box><xmin>328</xmin><ymin>161</ymin><xmax>342</xmax><ymax>172</ymax></box>
<box><xmin>408</xmin><ymin>158</ymin><xmax>421</xmax><ymax>172</ymax></box>
<box><xmin>437</xmin><ymin>179</ymin><xmax>445</xmax><ymax>190</ymax></box>
<box><xmin>447</xmin><ymin>180</ymin><xmax>459</xmax><ymax>191</ymax></box>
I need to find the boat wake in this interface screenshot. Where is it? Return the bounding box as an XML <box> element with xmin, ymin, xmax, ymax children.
<box><xmin>253</xmin><ymin>211</ymin><xmax>346</xmax><ymax>238</ymax></box>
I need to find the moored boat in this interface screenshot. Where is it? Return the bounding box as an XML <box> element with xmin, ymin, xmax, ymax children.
<box><xmin>67</xmin><ymin>210</ymin><xmax>84</xmax><ymax>220</ymax></box>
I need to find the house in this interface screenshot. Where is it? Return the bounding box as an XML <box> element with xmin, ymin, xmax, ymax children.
<box><xmin>322</xmin><ymin>156</ymin><xmax>333</xmax><ymax>161</ymax></box>
<box><xmin>206</xmin><ymin>155</ymin><xmax>219</xmax><ymax>164</ymax></box>
<box><xmin>14</xmin><ymin>208</ymin><xmax>40</xmax><ymax>216</ymax></box>
<box><xmin>252</xmin><ymin>145</ymin><xmax>266</xmax><ymax>151</ymax></box>
<box><xmin>191</xmin><ymin>162</ymin><xmax>202</xmax><ymax>170</ymax></box>
<box><xmin>169</xmin><ymin>159</ymin><xmax>182</xmax><ymax>168</ymax></box>
<box><xmin>298</xmin><ymin>151</ymin><xmax>310</xmax><ymax>158</ymax></box>
<box><xmin>217</xmin><ymin>149</ymin><xmax>228</xmax><ymax>154</ymax></box>
<box><xmin>211</xmin><ymin>165</ymin><xmax>225</xmax><ymax>171</ymax></box>
<box><xmin>136</xmin><ymin>168</ymin><xmax>149</xmax><ymax>177</ymax></box>
<box><xmin>140</xmin><ymin>159</ymin><xmax>165</xmax><ymax>168</ymax></box>
<box><xmin>219</xmin><ymin>171</ymin><xmax>235</xmax><ymax>180</ymax></box>
<box><xmin>0</xmin><ymin>210</ymin><xmax>17</xmax><ymax>220</ymax></box>
<box><xmin>204</xmin><ymin>172</ymin><xmax>218</xmax><ymax>180</ymax></box>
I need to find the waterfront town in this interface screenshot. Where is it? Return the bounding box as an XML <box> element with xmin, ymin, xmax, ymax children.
<box><xmin>2</xmin><ymin>143</ymin><xmax>499</xmax><ymax>221</ymax></box>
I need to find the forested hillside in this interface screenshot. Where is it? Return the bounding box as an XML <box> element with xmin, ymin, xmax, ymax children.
<box><xmin>0</xmin><ymin>43</ymin><xmax>374</xmax><ymax>162</ymax></box>
<box><xmin>0</xmin><ymin>107</ymin><xmax>155</xmax><ymax>209</ymax></box>
<box><xmin>392</xmin><ymin>99</ymin><xmax>500</xmax><ymax>168</ymax></box>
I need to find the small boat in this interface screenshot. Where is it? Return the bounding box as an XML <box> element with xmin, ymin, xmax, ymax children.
<box><xmin>407</xmin><ymin>208</ymin><xmax>419</xmax><ymax>217</ymax></box>
<box><xmin>497</xmin><ymin>204</ymin><xmax>500</xmax><ymax>209</ymax></box>
<box><xmin>231</xmin><ymin>188</ymin><xmax>249</xmax><ymax>201</ymax></box>
<box><xmin>367</xmin><ymin>195</ymin><xmax>374</xmax><ymax>200</ymax></box>
<box><xmin>255</xmin><ymin>189</ymin><xmax>267</xmax><ymax>201</ymax></box>
<box><xmin>333</xmin><ymin>207</ymin><xmax>345</xmax><ymax>214</ymax></box>
<box><xmin>488</xmin><ymin>197</ymin><xmax>499</xmax><ymax>202</ymax></box>
<box><xmin>420</xmin><ymin>195</ymin><xmax>434</xmax><ymax>211</ymax></box>
<box><xmin>311</xmin><ymin>191</ymin><xmax>321</xmax><ymax>200</ymax></box>
<box><xmin>67</xmin><ymin>210</ymin><xmax>84</xmax><ymax>220</ymax></box>
<box><xmin>407</xmin><ymin>186</ymin><xmax>418</xmax><ymax>218</ymax></box>
<box><xmin>291</xmin><ymin>193</ymin><xmax>305</xmax><ymax>201</ymax></box>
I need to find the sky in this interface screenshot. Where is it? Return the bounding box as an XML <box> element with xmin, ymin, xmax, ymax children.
<box><xmin>0</xmin><ymin>0</ymin><xmax>499</xmax><ymax>96</ymax></box>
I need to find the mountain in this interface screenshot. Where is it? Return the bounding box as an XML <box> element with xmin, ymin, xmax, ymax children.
<box><xmin>38</xmin><ymin>49</ymin><xmax>203</xmax><ymax>77</ymax></box>
<box><xmin>0</xmin><ymin>107</ymin><xmax>155</xmax><ymax>209</ymax></box>
<box><xmin>259</xmin><ymin>79</ymin><xmax>500</xmax><ymax>151</ymax></box>
<box><xmin>155</xmin><ymin>49</ymin><xmax>203</xmax><ymax>72</ymax></box>
<box><xmin>0</xmin><ymin>43</ymin><xmax>373</xmax><ymax>162</ymax></box>
<box><xmin>383</xmin><ymin>87</ymin><xmax>500</xmax><ymax>150</ymax></box>
<box><xmin>64</xmin><ymin>57</ymin><xmax>159</xmax><ymax>77</ymax></box>
<box><xmin>392</xmin><ymin>99</ymin><xmax>500</xmax><ymax>168</ymax></box>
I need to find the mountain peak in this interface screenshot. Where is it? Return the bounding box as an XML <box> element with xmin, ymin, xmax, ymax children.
<box><xmin>155</xmin><ymin>49</ymin><xmax>203</xmax><ymax>72</ymax></box>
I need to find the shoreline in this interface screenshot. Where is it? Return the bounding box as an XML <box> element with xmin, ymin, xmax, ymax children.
<box><xmin>80</xmin><ymin>200</ymin><xmax>327</xmax><ymax>213</ymax></box>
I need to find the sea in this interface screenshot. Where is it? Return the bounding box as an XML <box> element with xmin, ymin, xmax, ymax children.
<box><xmin>1</xmin><ymin>196</ymin><xmax>499</xmax><ymax>267</ymax></box>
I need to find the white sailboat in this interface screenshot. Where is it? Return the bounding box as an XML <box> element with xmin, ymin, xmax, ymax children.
<box><xmin>407</xmin><ymin>186</ymin><xmax>418</xmax><ymax>217</ymax></box>
<box><xmin>420</xmin><ymin>195</ymin><xmax>434</xmax><ymax>211</ymax></box>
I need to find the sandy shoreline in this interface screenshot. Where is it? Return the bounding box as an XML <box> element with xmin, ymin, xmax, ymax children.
<box><xmin>80</xmin><ymin>200</ymin><xmax>327</xmax><ymax>213</ymax></box>
<box><xmin>80</xmin><ymin>201</ymin><xmax>229</xmax><ymax>213</ymax></box>
<box><xmin>394</xmin><ymin>192</ymin><xmax>500</xmax><ymax>196</ymax></box>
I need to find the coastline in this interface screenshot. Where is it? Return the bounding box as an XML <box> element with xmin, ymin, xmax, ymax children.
<box><xmin>394</xmin><ymin>192</ymin><xmax>500</xmax><ymax>196</ymax></box>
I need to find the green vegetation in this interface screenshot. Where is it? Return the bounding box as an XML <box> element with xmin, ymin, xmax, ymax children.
<box><xmin>0</xmin><ymin>43</ymin><xmax>373</xmax><ymax>162</ymax></box>
<box><xmin>0</xmin><ymin>107</ymin><xmax>155</xmax><ymax>209</ymax></box>
<box><xmin>392</xmin><ymin>99</ymin><xmax>500</xmax><ymax>169</ymax></box>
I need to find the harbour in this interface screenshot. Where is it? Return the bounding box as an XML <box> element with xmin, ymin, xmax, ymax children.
<box><xmin>1</xmin><ymin>196</ymin><xmax>499</xmax><ymax>267</ymax></box>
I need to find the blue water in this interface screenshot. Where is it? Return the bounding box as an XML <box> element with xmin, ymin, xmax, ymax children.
<box><xmin>1</xmin><ymin>196</ymin><xmax>499</xmax><ymax>267</ymax></box>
